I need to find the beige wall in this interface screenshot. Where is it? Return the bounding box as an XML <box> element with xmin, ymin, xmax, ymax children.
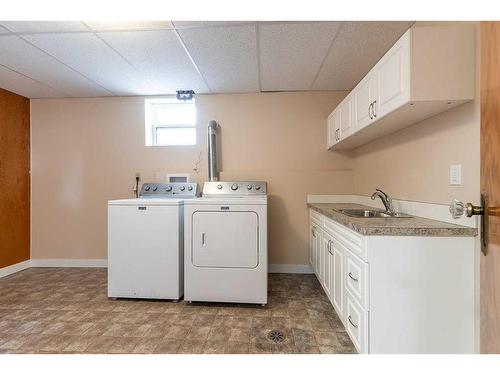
<box><xmin>353</xmin><ymin>23</ymin><xmax>481</xmax><ymax>205</ymax></box>
<box><xmin>31</xmin><ymin>91</ymin><xmax>354</xmax><ymax>264</ymax></box>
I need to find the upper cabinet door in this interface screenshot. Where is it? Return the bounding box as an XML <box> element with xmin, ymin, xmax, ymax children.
<box><xmin>375</xmin><ymin>30</ymin><xmax>411</xmax><ymax>119</ymax></box>
<box><xmin>353</xmin><ymin>71</ymin><xmax>377</xmax><ymax>131</ymax></box>
<box><xmin>339</xmin><ymin>96</ymin><xmax>353</xmax><ymax>139</ymax></box>
<box><xmin>327</xmin><ymin>109</ymin><xmax>341</xmax><ymax>149</ymax></box>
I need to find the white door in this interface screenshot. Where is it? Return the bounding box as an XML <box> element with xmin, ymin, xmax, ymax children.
<box><xmin>192</xmin><ymin>211</ymin><xmax>259</xmax><ymax>268</ymax></box>
<box><xmin>310</xmin><ymin>223</ymin><xmax>319</xmax><ymax>271</ymax></box>
<box><xmin>322</xmin><ymin>234</ymin><xmax>332</xmax><ymax>297</ymax></box>
<box><xmin>339</xmin><ymin>96</ymin><xmax>353</xmax><ymax>139</ymax></box>
<box><xmin>107</xmin><ymin>204</ymin><xmax>181</xmax><ymax>299</ymax></box>
<box><xmin>376</xmin><ymin>30</ymin><xmax>411</xmax><ymax>118</ymax></box>
<box><xmin>327</xmin><ymin>110</ymin><xmax>341</xmax><ymax>148</ymax></box>
<box><xmin>314</xmin><ymin>227</ymin><xmax>321</xmax><ymax>276</ymax></box>
<box><xmin>354</xmin><ymin>73</ymin><xmax>375</xmax><ymax>130</ymax></box>
<box><xmin>331</xmin><ymin>241</ymin><xmax>345</xmax><ymax>320</ymax></box>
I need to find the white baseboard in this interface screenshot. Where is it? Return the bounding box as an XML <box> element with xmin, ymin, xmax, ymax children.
<box><xmin>1</xmin><ymin>259</ymin><xmax>310</xmax><ymax>278</ymax></box>
<box><xmin>0</xmin><ymin>260</ymin><xmax>31</xmax><ymax>278</ymax></box>
<box><xmin>30</xmin><ymin>259</ymin><xmax>107</xmax><ymax>268</ymax></box>
<box><xmin>269</xmin><ymin>264</ymin><xmax>313</xmax><ymax>274</ymax></box>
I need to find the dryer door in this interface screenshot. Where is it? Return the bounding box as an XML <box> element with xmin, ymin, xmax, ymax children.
<box><xmin>192</xmin><ymin>211</ymin><xmax>259</xmax><ymax>268</ymax></box>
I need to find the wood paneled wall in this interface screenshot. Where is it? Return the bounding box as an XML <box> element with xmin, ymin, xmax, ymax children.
<box><xmin>0</xmin><ymin>88</ymin><xmax>30</xmax><ymax>268</ymax></box>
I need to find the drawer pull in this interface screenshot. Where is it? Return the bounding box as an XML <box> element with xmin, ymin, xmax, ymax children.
<box><xmin>348</xmin><ymin>272</ymin><xmax>359</xmax><ymax>282</ymax></box>
<box><xmin>348</xmin><ymin>315</ymin><xmax>358</xmax><ymax>328</ymax></box>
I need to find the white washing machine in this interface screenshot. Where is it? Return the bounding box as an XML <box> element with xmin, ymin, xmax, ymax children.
<box><xmin>107</xmin><ymin>182</ymin><xmax>198</xmax><ymax>300</ymax></box>
<box><xmin>184</xmin><ymin>181</ymin><xmax>268</xmax><ymax>305</ymax></box>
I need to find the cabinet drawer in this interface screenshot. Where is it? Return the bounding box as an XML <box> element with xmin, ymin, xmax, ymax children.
<box><xmin>345</xmin><ymin>290</ymin><xmax>369</xmax><ymax>354</ymax></box>
<box><xmin>344</xmin><ymin>247</ymin><xmax>369</xmax><ymax>310</ymax></box>
<box><xmin>310</xmin><ymin>209</ymin><xmax>323</xmax><ymax>227</ymax></box>
<box><xmin>323</xmin><ymin>216</ymin><xmax>367</xmax><ymax>261</ymax></box>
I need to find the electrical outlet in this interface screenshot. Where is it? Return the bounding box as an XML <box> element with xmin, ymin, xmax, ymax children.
<box><xmin>450</xmin><ymin>164</ymin><xmax>462</xmax><ymax>185</ymax></box>
<box><xmin>135</xmin><ymin>172</ymin><xmax>141</xmax><ymax>180</ymax></box>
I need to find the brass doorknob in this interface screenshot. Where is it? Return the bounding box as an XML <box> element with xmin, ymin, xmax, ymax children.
<box><xmin>450</xmin><ymin>194</ymin><xmax>500</xmax><ymax>255</ymax></box>
<box><xmin>449</xmin><ymin>199</ymin><xmax>484</xmax><ymax>218</ymax></box>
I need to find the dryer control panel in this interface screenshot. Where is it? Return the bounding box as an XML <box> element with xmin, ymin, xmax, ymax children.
<box><xmin>202</xmin><ymin>181</ymin><xmax>267</xmax><ymax>197</ymax></box>
<box><xmin>140</xmin><ymin>182</ymin><xmax>198</xmax><ymax>198</ymax></box>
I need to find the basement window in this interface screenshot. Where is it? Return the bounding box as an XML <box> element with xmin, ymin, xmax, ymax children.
<box><xmin>145</xmin><ymin>97</ymin><xmax>196</xmax><ymax>146</ymax></box>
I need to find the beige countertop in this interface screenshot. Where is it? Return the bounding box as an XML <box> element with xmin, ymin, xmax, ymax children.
<box><xmin>308</xmin><ymin>203</ymin><xmax>478</xmax><ymax>237</ymax></box>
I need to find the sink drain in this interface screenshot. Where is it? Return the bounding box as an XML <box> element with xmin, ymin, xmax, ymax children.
<box><xmin>268</xmin><ymin>330</ymin><xmax>285</xmax><ymax>343</ymax></box>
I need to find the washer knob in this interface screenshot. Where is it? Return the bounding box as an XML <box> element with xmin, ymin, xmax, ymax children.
<box><xmin>145</xmin><ymin>186</ymin><xmax>151</xmax><ymax>191</ymax></box>
<box><xmin>247</xmin><ymin>185</ymin><xmax>252</xmax><ymax>190</ymax></box>
<box><xmin>165</xmin><ymin>185</ymin><xmax>172</xmax><ymax>192</ymax></box>
<box><xmin>231</xmin><ymin>184</ymin><xmax>238</xmax><ymax>191</ymax></box>
<box><xmin>255</xmin><ymin>185</ymin><xmax>261</xmax><ymax>190</ymax></box>
<box><xmin>188</xmin><ymin>186</ymin><xmax>193</xmax><ymax>191</ymax></box>
<box><xmin>217</xmin><ymin>184</ymin><xmax>223</xmax><ymax>189</ymax></box>
<box><xmin>180</xmin><ymin>186</ymin><xmax>186</xmax><ymax>191</ymax></box>
<box><xmin>152</xmin><ymin>186</ymin><xmax>158</xmax><ymax>191</ymax></box>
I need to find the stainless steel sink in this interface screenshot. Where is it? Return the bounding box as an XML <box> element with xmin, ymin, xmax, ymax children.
<box><xmin>339</xmin><ymin>209</ymin><xmax>413</xmax><ymax>218</ymax></box>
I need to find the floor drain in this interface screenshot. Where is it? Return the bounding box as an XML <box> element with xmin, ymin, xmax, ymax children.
<box><xmin>268</xmin><ymin>330</ymin><xmax>285</xmax><ymax>343</ymax></box>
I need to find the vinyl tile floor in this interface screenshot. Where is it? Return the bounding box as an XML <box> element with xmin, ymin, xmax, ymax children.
<box><xmin>0</xmin><ymin>268</ymin><xmax>356</xmax><ymax>354</ymax></box>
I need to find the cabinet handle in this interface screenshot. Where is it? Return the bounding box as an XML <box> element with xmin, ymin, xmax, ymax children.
<box><xmin>348</xmin><ymin>315</ymin><xmax>359</xmax><ymax>328</ymax></box>
<box><xmin>373</xmin><ymin>100</ymin><xmax>377</xmax><ymax>118</ymax></box>
<box><xmin>312</xmin><ymin>227</ymin><xmax>316</xmax><ymax>238</ymax></box>
<box><xmin>328</xmin><ymin>240</ymin><xmax>333</xmax><ymax>255</ymax></box>
<box><xmin>368</xmin><ymin>103</ymin><xmax>373</xmax><ymax>120</ymax></box>
<box><xmin>201</xmin><ymin>232</ymin><xmax>206</xmax><ymax>247</ymax></box>
<box><xmin>348</xmin><ymin>272</ymin><xmax>359</xmax><ymax>282</ymax></box>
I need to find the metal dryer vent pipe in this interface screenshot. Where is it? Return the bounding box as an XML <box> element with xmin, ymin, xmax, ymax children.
<box><xmin>207</xmin><ymin>120</ymin><xmax>219</xmax><ymax>182</ymax></box>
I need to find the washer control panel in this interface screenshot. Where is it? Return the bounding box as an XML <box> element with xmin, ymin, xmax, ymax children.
<box><xmin>203</xmin><ymin>181</ymin><xmax>267</xmax><ymax>197</ymax></box>
<box><xmin>140</xmin><ymin>182</ymin><xmax>198</xmax><ymax>198</ymax></box>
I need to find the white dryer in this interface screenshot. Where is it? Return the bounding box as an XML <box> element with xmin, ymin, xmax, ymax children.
<box><xmin>184</xmin><ymin>181</ymin><xmax>268</xmax><ymax>305</ymax></box>
<box><xmin>107</xmin><ymin>182</ymin><xmax>197</xmax><ymax>300</ymax></box>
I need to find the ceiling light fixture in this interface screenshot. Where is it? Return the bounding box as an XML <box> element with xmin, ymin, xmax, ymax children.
<box><xmin>176</xmin><ymin>90</ymin><xmax>195</xmax><ymax>101</ymax></box>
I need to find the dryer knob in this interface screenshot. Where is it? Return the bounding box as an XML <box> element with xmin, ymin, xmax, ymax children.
<box><xmin>180</xmin><ymin>186</ymin><xmax>186</xmax><ymax>191</ymax></box>
<box><xmin>247</xmin><ymin>185</ymin><xmax>252</xmax><ymax>190</ymax></box>
<box><xmin>188</xmin><ymin>186</ymin><xmax>193</xmax><ymax>191</ymax></box>
<box><xmin>152</xmin><ymin>186</ymin><xmax>158</xmax><ymax>191</ymax></box>
<box><xmin>231</xmin><ymin>184</ymin><xmax>238</xmax><ymax>191</ymax></box>
<box><xmin>165</xmin><ymin>185</ymin><xmax>172</xmax><ymax>192</ymax></box>
<box><xmin>255</xmin><ymin>185</ymin><xmax>261</xmax><ymax>190</ymax></box>
<box><xmin>217</xmin><ymin>184</ymin><xmax>223</xmax><ymax>189</ymax></box>
<box><xmin>145</xmin><ymin>186</ymin><xmax>151</xmax><ymax>191</ymax></box>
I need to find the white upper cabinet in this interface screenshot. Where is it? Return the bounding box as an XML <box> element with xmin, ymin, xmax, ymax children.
<box><xmin>327</xmin><ymin>108</ymin><xmax>341</xmax><ymax>148</ymax></box>
<box><xmin>339</xmin><ymin>95</ymin><xmax>354</xmax><ymax>139</ymax></box>
<box><xmin>353</xmin><ymin>69</ymin><xmax>378</xmax><ymax>131</ymax></box>
<box><xmin>327</xmin><ymin>24</ymin><xmax>475</xmax><ymax>150</ymax></box>
<box><xmin>375</xmin><ymin>31</ymin><xmax>411</xmax><ymax>118</ymax></box>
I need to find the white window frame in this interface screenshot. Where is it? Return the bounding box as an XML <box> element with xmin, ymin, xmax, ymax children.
<box><xmin>145</xmin><ymin>97</ymin><xmax>196</xmax><ymax>146</ymax></box>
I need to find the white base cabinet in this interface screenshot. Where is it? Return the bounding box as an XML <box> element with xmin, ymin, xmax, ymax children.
<box><xmin>309</xmin><ymin>209</ymin><xmax>475</xmax><ymax>354</ymax></box>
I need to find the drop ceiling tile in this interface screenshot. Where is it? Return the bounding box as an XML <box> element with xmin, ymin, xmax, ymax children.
<box><xmin>312</xmin><ymin>21</ymin><xmax>414</xmax><ymax>90</ymax></box>
<box><xmin>172</xmin><ymin>21</ymin><xmax>253</xmax><ymax>29</ymax></box>
<box><xmin>84</xmin><ymin>21</ymin><xmax>174</xmax><ymax>31</ymax></box>
<box><xmin>0</xmin><ymin>21</ymin><xmax>88</xmax><ymax>34</ymax></box>
<box><xmin>98</xmin><ymin>30</ymin><xmax>209</xmax><ymax>94</ymax></box>
<box><xmin>0</xmin><ymin>35</ymin><xmax>111</xmax><ymax>97</ymax></box>
<box><xmin>24</xmin><ymin>32</ymin><xmax>154</xmax><ymax>96</ymax></box>
<box><xmin>0</xmin><ymin>64</ymin><xmax>65</xmax><ymax>98</ymax></box>
<box><xmin>178</xmin><ymin>25</ymin><xmax>259</xmax><ymax>93</ymax></box>
<box><xmin>259</xmin><ymin>22</ymin><xmax>341</xmax><ymax>91</ymax></box>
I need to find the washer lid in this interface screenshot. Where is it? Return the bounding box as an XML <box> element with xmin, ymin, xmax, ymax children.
<box><xmin>108</xmin><ymin>198</ymin><xmax>184</xmax><ymax>206</ymax></box>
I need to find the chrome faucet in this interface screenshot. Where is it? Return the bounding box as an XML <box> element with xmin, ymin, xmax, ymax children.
<box><xmin>371</xmin><ymin>189</ymin><xmax>395</xmax><ymax>214</ymax></box>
